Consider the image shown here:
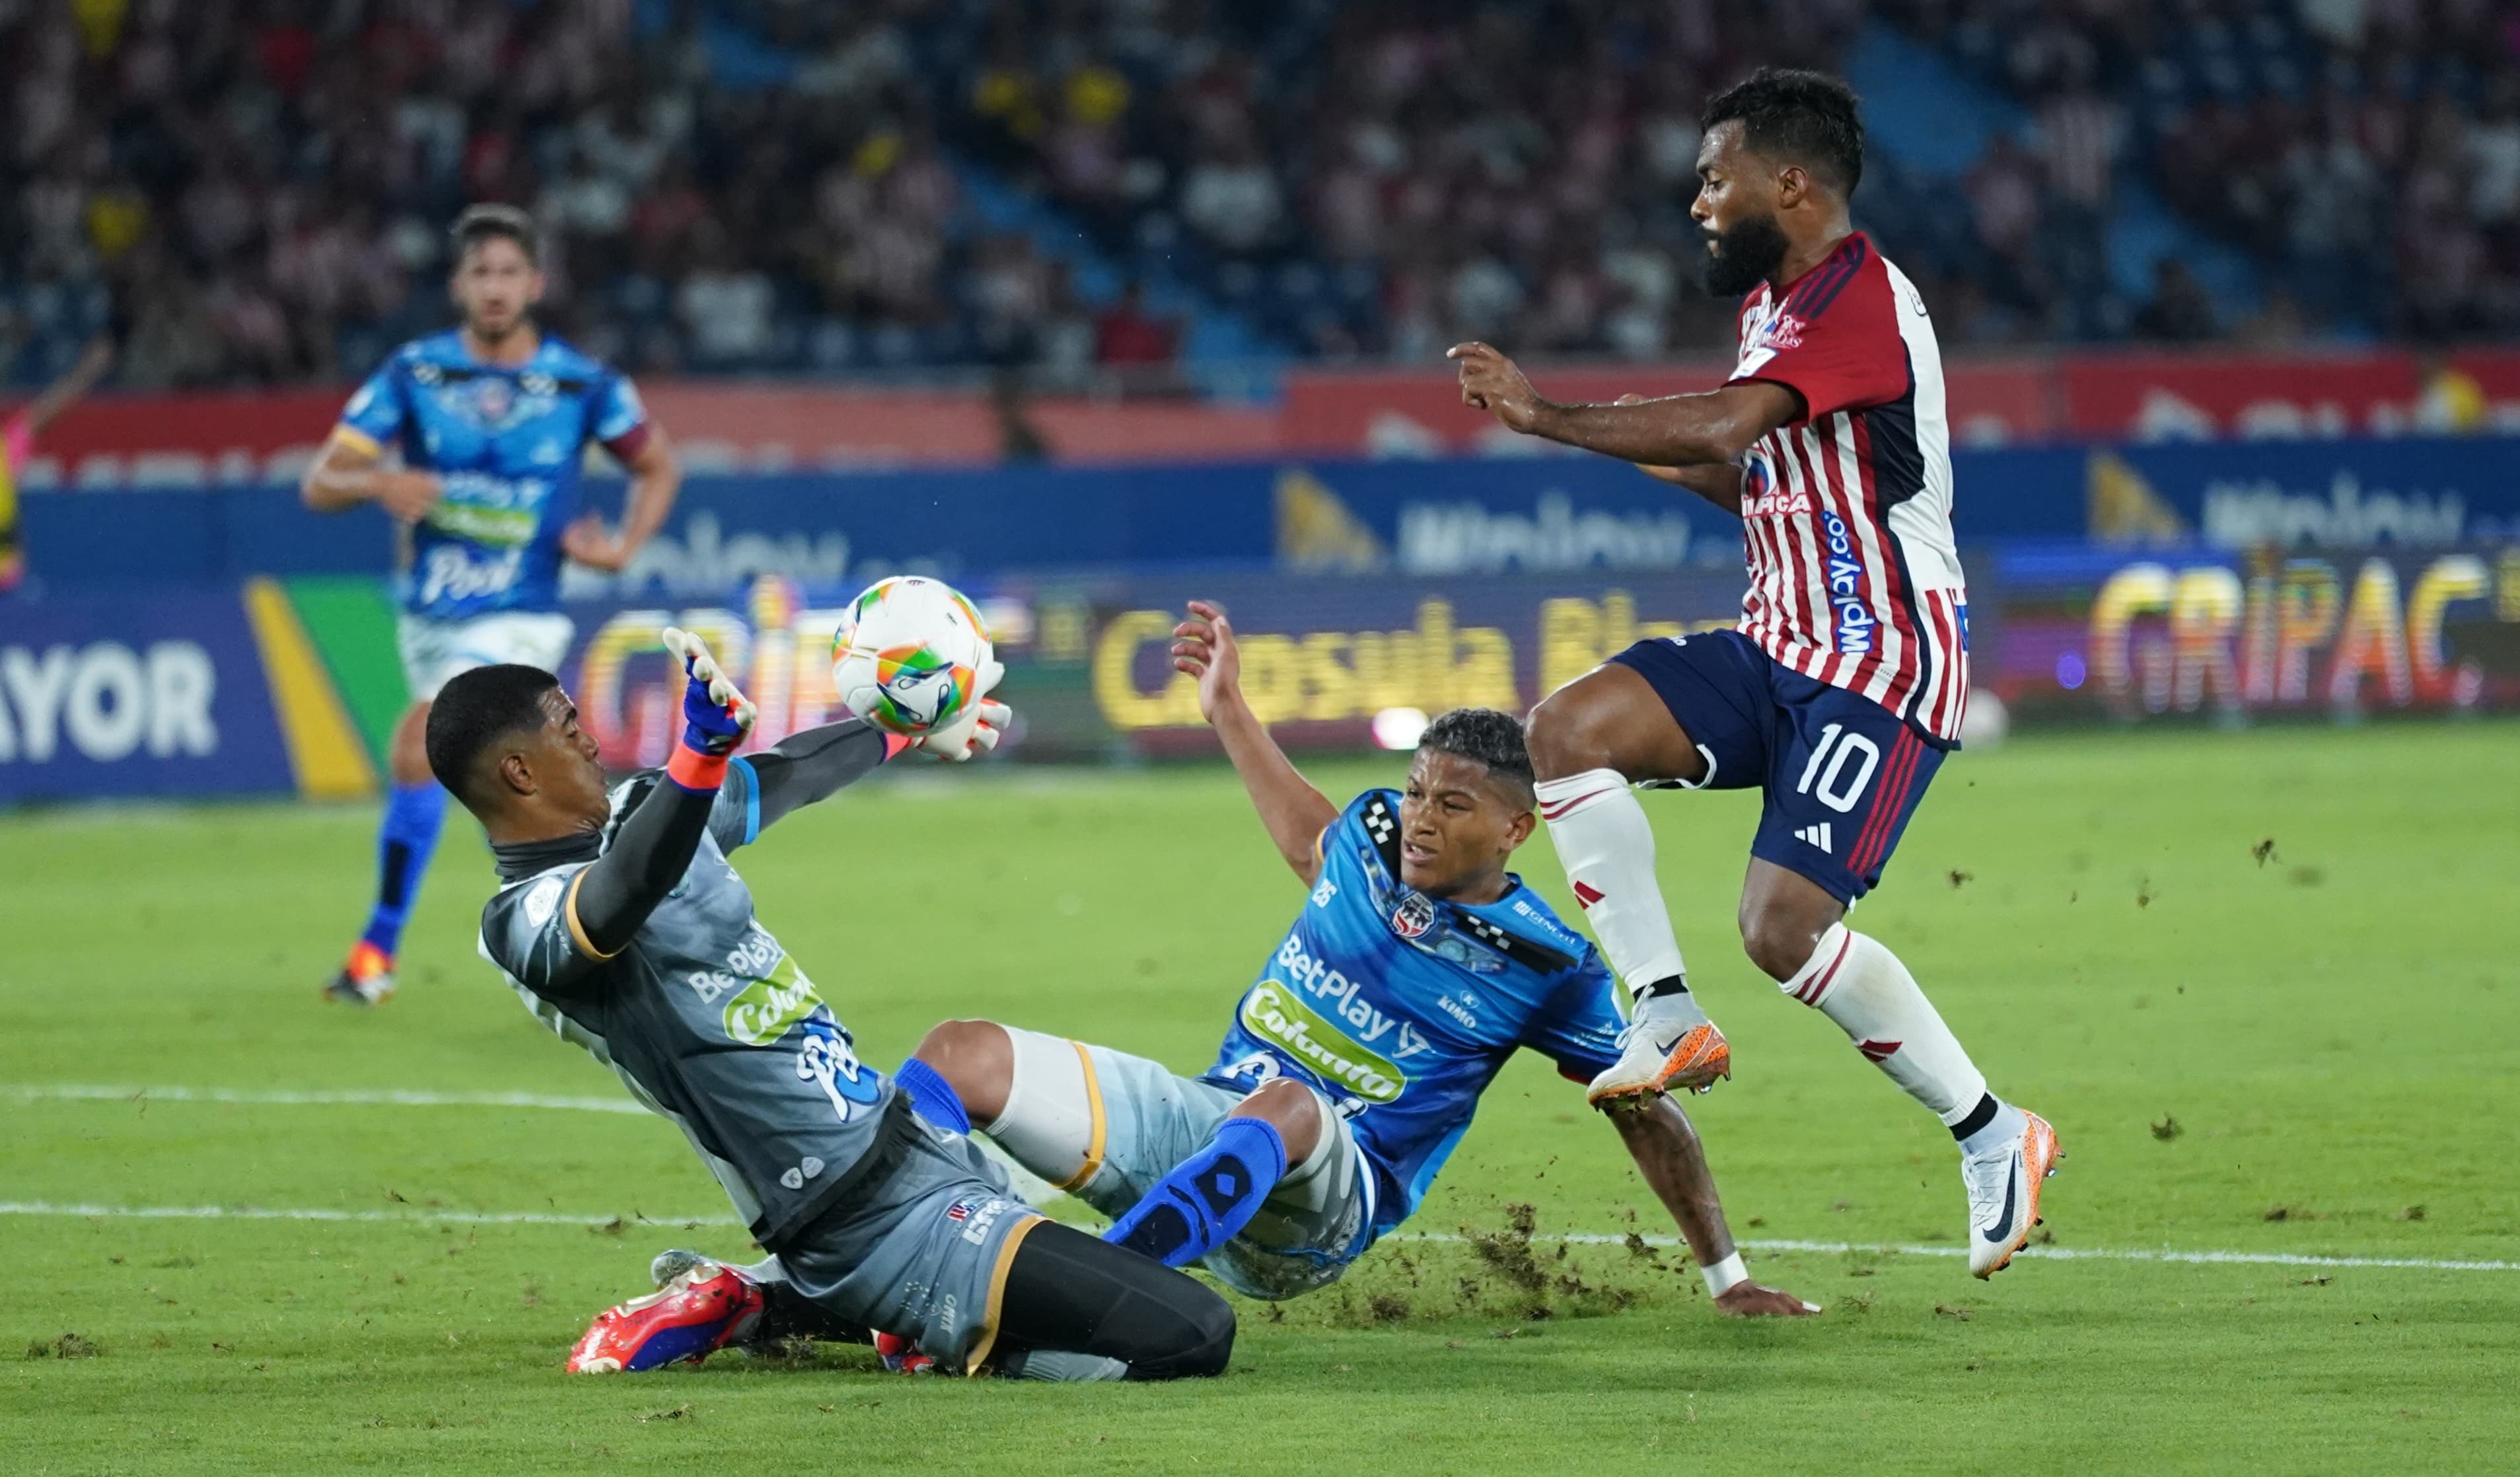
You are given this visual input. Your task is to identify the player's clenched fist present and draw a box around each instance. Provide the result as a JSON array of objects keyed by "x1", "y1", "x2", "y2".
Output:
[
  {"x1": 1448, "y1": 341, "x2": 1552, "y2": 435},
  {"x1": 1169, "y1": 599, "x2": 1242, "y2": 723}
]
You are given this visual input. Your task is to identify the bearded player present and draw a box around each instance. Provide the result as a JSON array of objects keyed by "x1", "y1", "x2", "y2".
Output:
[
  {"x1": 304, "y1": 204, "x2": 681, "y2": 1007},
  {"x1": 1450, "y1": 69, "x2": 2059, "y2": 1278},
  {"x1": 866, "y1": 602, "x2": 1813, "y2": 1330}
]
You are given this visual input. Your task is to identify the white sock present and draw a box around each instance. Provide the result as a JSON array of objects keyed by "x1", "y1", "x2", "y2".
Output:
[
  {"x1": 1533, "y1": 770, "x2": 1702, "y2": 1021},
  {"x1": 1782, "y1": 923, "x2": 1993, "y2": 1128}
]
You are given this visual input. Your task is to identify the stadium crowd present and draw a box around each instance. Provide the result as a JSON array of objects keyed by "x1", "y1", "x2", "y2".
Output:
[{"x1": 1, "y1": 0, "x2": 2514, "y2": 389}]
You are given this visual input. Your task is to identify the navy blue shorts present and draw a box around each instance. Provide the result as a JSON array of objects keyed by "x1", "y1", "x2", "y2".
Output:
[{"x1": 1609, "y1": 630, "x2": 1945, "y2": 904}]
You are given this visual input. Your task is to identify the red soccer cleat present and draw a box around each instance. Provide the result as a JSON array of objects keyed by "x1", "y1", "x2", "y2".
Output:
[
  {"x1": 565, "y1": 1260, "x2": 764, "y2": 1373},
  {"x1": 874, "y1": 1331, "x2": 940, "y2": 1375}
]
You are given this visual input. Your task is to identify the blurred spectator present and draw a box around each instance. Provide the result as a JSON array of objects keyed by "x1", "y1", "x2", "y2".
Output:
[
  {"x1": 1094, "y1": 281, "x2": 1178, "y2": 369},
  {"x1": 0, "y1": 336, "x2": 112, "y2": 591},
  {"x1": 2133, "y1": 260, "x2": 2217, "y2": 343},
  {"x1": 1178, "y1": 137, "x2": 1285, "y2": 256},
  {"x1": 3, "y1": 0, "x2": 2515, "y2": 390}
]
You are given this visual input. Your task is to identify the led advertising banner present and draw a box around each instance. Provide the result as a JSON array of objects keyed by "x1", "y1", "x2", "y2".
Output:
[
  {"x1": 1980, "y1": 545, "x2": 2520, "y2": 723},
  {"x1": 550, "y1": 571, "x2": 1757, "y2": 766},
  {"x1": 0, "y1": 589, "x2": 293, "y2": 801}
]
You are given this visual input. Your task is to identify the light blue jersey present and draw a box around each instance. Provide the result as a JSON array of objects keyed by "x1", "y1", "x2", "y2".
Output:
[
  {"x1": 335, "y1": 331, "x2": 650, "y2": 621},
  {"x1": 1205, "y1": 789, "x2": 1626, "y2": 1244}
]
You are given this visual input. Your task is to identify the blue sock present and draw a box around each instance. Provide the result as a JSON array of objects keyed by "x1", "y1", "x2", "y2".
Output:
[
  {"x1": 1104, "y1": 1116, "x2": 1287, "y2": 1268},
  {"x1": 894, "y1": 1057, "x2": 971, "y2": 1135},
  {"x1": 359, "y1": 782, "x2": 447, "y2": 958}
]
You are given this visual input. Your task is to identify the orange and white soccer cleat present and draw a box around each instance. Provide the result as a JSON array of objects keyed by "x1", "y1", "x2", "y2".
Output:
[
  {"x1": 1586, "y1": 997, "x2": 1733, "y2": 1106},
  {"x1": 565, "y1": 1260, "x2": 765, "y2": 1373},
  {"x1": 1965, "y1": 1109, "x2": 2062, "y2": 1278},
  {"x1": 322, "y1": 941, "x2": 396, "y2": 1007}
]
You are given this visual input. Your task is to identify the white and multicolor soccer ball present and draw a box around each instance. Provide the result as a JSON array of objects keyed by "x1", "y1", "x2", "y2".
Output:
[{"x1": 830, "y1": 576, "x2": 993, "y2": 736}]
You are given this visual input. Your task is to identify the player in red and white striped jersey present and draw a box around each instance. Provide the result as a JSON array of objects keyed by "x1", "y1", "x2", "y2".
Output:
[{"x1": 1452, "y1": 68, "x2": 2057, "y2": 1280}]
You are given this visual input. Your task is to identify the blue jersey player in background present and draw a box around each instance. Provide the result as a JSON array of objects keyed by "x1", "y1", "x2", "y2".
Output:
[
  {"x1": 892, "y1": 601, "x2": 1815, "y2": 1330},
  {"x1": 301, "y1": 205, "x2": 681, "y2": 1006}
]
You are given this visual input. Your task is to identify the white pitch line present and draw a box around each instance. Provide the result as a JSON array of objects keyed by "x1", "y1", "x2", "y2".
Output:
[
  {"x1": 0, "y1": 1202, "x2": 739, "y2": 1229},
  {"x1": 1397, "y1": 1232, "x2": 2520, "y2": 1274},
  {"x1": 5, "y1": 1083, "x2": 647, "y2": 1114},
  {"x1": 0, "y1": 1200, "x2": 2509, "y2": 1274}
]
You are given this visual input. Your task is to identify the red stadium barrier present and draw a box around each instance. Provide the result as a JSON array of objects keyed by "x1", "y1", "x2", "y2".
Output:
[{"x1": 11, "y1": 349, "x2": 2520, "y2": 487}]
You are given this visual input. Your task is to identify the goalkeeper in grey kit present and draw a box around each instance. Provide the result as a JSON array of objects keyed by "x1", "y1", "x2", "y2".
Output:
[{"x1": 432, "y1": 630, "x2": 1235, "y2": 1379}]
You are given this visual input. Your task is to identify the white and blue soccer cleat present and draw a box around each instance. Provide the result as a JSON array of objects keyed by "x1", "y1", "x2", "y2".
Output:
[{"x1": 1964, "y1": 1109, "x2": 2062, "y2": 1278}]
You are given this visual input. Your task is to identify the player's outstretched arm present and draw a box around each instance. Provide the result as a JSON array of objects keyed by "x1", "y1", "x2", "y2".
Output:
[
  {"x1": 1449, "y1": 343, "x2": 1794, "y2": 510},
  {"x1": 1171, "y1": 600, "x2": 1337, "y2": 884},
  {"x1": 1603, "y1": 1095, "x2": 1820, "y2": 1317},
  {"x1": 569, "y1": 629, "x2": 756, "y2": 955},
  {"x1": 1614, "y1": 394, "x2": 1746, "y2": 512},
  {"x1": 740, "y1": 719, "x2": 893, "y2": 834}
]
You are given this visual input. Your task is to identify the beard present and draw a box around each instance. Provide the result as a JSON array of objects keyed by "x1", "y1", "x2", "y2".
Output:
[{"x1": 1702, "y1": 212, "x2": 1790, "y2": 298}]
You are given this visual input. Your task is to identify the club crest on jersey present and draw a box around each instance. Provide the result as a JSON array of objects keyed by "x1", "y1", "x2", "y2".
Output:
[
  {"x1": 1820, "y1": 509, "x2": 1878, "y2": 655},
  {"x1": 1758, "y1": 311, "x2": 1806, "y2": 351},
  {"x1": 1390, "y1": 892, "x2": 1436, "y2": 938},
  {"x1": 473, "y1": 377, "x2": 515, "y2": 426}
]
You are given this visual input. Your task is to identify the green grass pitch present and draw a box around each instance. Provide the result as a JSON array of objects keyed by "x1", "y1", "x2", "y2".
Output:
[{"x1": 4, "y1": 723, "x2": 2517, "y2": 1473}]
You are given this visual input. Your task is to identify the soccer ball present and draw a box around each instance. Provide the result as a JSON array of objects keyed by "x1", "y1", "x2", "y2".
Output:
[{"x1": 830, "y1": 576, "x2": 992, "y2": 735}]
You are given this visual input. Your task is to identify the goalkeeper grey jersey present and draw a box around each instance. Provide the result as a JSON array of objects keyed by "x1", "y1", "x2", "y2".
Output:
[{"x1": 478, "y1": 770, "x2": 914, "y2": 1249}]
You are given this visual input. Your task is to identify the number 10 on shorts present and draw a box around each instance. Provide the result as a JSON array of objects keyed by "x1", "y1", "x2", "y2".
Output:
[{"x1": 1795, "y1": 723, "x2": 1881, "y2": 814}]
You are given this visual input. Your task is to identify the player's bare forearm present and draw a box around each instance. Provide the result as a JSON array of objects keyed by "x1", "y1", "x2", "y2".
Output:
[
  {"x1": 1636, "y1": 461, "x2": 1745, "y2": 514},
  {"x1": 1529, "y1": 385, "x2": 1793, "y2": 468},
  {"x1": 1450, "y1": 342, "x2": 1796, "y2": 469},
  {"x1": 1172, "y1": 599, "x2": 1336, "y2": 883},
  {"x1": 1211, "y1": 688, "x2": 1338, "y2": 885},
  {"x1": 25, "y1": 337, "x2": 112, "y2": 431},
  {"x1": 300, "y1": 439, "x2": 379, "y2": 512},
  {"x1": 1604, "y1": 1094, "x2": 1733, "y2": 1269},
  {"x1": 744, "y1": 718, "x2": 891, "y2": 832},
  {"x1": 616, "y1": 431, "x2": 681, "y2": 554}
]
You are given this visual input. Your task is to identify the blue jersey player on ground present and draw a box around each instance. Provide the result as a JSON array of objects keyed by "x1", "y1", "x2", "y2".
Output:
[
  {"x1": 302, "y1": 204, "x2": 682, "y2": 1007},
  {"x1": 892, "y1": 602, "x2": 1815, "y2": 1334}
]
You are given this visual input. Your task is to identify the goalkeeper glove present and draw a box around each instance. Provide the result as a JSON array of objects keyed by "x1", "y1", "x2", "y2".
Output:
[
  {"x1": 908, "y1": 658, "x2": 1010, "y2": 762},
  {"x1": 661, "y1": 626, "x2": 757, "y2": 789}
]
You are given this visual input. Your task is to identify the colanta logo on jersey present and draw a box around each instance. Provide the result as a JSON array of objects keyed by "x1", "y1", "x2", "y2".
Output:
[
  {"x1": 721, "y1": 953, "x2": 827, "y2": 1046},
  {"x1": 1820, "y1": 509, "x2": 1878, "y2": 655},
  {"x1": 1239, "y1": 981, "x2": 1406, "y2": 1103}
]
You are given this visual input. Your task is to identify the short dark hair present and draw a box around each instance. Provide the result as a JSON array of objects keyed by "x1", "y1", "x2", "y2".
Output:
[
  {"x1": 1703, "y1": 67, "x2": 1865, "y2": 194},
  {"x1": 425, "y1": 663, "x2": 560, "y2": 804},
  {"x1": 449, "y1": 202, "x2": 541, "y2": 267},
  {"x1": 1418, "y1": 707, "x2": 1536, "y2": 805}
]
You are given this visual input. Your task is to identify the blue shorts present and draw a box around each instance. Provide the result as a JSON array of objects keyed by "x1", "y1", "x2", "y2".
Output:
[{"x1": 1610, "y1": 630, "x2": 1945, "y2": 904}]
